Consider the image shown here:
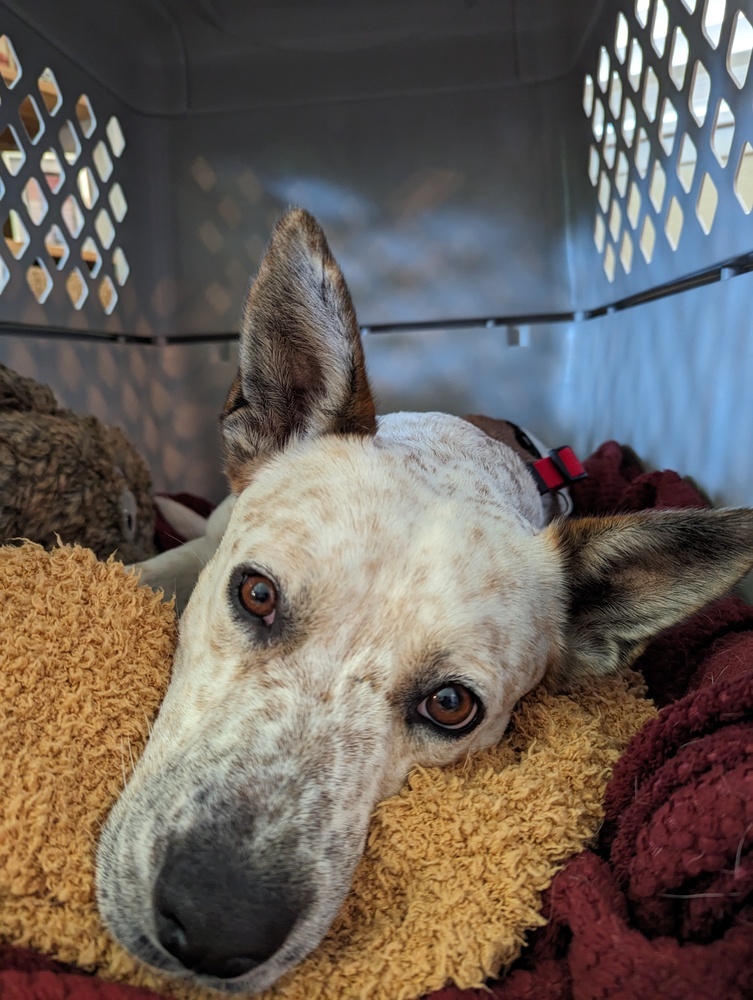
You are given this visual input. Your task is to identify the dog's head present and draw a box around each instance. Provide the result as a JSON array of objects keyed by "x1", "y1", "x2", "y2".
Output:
[{"x1": 97, "y1": 209, "x2": 753, "y2": 995}]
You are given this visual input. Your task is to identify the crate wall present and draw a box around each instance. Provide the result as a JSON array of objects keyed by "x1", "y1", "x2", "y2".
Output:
[{"x1": 0, "y1": 0, "x2": 751, "y2": 564}]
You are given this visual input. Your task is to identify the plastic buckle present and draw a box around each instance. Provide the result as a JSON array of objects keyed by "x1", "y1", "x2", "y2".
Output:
[{"x1": 528, "y1": 447, "x2": 587, "y2": 495}]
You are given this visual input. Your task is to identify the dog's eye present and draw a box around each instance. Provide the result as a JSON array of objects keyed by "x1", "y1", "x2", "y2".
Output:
[
  {"x1": 239, "y1": 574, "x2": 277, "y2": 625},
  {"x1": 416, "y1": 683, "x2": 478, "y2": 731}
]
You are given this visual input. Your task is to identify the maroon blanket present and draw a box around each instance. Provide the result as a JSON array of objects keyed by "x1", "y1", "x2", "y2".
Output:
[
  {"x1": 434, "y1": 441, "x2": 753, "y2": 1000},
  {"x1": 3, "y1": 442, "x2": 752, "y2": 999}
]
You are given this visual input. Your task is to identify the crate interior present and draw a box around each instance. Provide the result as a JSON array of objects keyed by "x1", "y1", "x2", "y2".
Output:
[{"x1": 0, "y1": 0, "x2": 751, "y2": 573}]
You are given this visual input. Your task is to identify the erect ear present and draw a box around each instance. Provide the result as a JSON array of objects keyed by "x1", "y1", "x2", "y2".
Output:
[
  {"x1": 545, "y1": 508, "x2": 753, "y2": 685},
  {"x1": 221, "y1": 208, "x2": 377, "y2": 493}
]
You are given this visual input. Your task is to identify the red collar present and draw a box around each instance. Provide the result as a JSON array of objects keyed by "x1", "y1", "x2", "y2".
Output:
[{"x1": 528, "y1": 446, "x2": 587, "y2": 495}]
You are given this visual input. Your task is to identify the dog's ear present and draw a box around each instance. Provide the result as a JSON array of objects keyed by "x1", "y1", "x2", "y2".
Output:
[
  {"x1": 546, "y1": 508, "x2": 753, "y2": 685},
  {"x1": 221, "y1": 208, "x2": 376, "y2": 492}
]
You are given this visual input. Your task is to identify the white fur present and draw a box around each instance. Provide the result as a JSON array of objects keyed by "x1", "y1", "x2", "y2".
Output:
[{"x1": 98, "y1": 412, "x2": 566, "y2": 994}]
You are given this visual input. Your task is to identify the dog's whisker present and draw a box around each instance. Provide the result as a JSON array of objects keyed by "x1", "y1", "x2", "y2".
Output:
[
  {"x1": 119, "y1": 740, "x2": 127, "y2": 790},
  {"x1": 127, "y1": 735, "x2": 136, "y2": 776}
]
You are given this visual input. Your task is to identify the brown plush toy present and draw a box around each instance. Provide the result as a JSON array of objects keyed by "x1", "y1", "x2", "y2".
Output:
[
  {"x1": 0, "y1": 540, "x2": 655, "y2": 1000},
  {"x1": 0, "y1": 362, "x2": 155, "y2": 563}
]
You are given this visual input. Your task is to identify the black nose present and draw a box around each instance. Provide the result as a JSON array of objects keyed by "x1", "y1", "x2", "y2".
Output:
[{"x1": 154, "y1": 832, "x2": 301, "y2": 980}]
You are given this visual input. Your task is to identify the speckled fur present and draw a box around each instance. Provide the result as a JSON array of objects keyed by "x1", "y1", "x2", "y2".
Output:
[{"x1": 97, "y1": 210, "x2": 753, "y2": 997}]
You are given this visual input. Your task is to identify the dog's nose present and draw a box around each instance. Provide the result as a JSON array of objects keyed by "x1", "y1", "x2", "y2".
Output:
[{"x1": 154, "y1": 835, "x2": 300, "y2": 979}]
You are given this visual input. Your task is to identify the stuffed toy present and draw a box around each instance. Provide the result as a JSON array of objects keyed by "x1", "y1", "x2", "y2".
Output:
[
  {"x1": 0, "y1": 537, "x2": 654, "y2": 1000},
  {"x1": 0, "y1": 362, "x2": 155, "y2": 563}
]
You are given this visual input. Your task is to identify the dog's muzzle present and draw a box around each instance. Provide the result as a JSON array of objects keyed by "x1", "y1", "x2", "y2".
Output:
[{"x1": 152, "y1": 826, "x2": 309, "y2": 981}]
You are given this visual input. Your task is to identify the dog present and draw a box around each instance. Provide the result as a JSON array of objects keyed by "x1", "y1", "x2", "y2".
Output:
[{"x1": 96, "y1": 208, "x2": 753, "y2": 995}]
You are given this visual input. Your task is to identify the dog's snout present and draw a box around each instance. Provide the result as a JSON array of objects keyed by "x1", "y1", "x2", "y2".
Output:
[{"x1": 153, "y1": 834, "x2": 301, "y2": 980}]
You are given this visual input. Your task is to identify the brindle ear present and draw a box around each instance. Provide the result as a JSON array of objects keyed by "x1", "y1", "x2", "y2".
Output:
[
  {"x1": 546, "y1": 508, "x2": 753, "y2": 685},
  {"x1": 221, "y1": 208, "x2": 377, "y2": 492}
]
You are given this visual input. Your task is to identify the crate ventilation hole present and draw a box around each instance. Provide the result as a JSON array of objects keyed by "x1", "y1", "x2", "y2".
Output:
[
  {"x1": 0, "y1": 34, "x2": 129, "y2": 313},
  {"x1": 583, "y1": 0, "x2": 753, "y2": 282}
]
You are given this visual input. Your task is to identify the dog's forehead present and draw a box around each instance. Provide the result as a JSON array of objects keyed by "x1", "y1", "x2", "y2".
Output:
[
  {"x1": 228, "y1": 411, "x2": 545, "y2": 546},
  {"x1": 197, "y1": 412, "x2": 557, "y2": 656}
]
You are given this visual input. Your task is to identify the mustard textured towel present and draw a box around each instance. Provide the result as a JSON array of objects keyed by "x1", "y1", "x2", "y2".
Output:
[{"x1": 0, "y1": 542, "x2": 656, "y2": 1000}]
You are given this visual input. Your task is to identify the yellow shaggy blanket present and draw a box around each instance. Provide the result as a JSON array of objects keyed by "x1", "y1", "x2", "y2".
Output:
[{"x1": 0, "y1": 542, "x2": 656, "y2": 1000}]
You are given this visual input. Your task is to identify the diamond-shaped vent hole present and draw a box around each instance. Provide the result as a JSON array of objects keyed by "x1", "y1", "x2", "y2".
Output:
[
  {"x1": 689, "y1": 61, "x2": 711, "y2": 127},
  {"x1": 703, "y1": 0, "x2": 726, "y2": 48},
  {"x1": 649, "y1": 161, "x2": 667, "y2": 212},
  {"x1": 615, "y1": 12, "x2": 629, "y2": 63},
  {"x1": 4, "y1": 209, "x2": 29, "y2": 259},
  {"x1": 40, "y1": 148, "x2": 64, "y2": 192},
  {"x1": 77, "y1": 166, "x2": 99, "y2": 209},
  {"x1": 0, "y1": 258, "x2": 9, "y2": 295},
  {"x1": 109, "y1": 183, "x2": 128, "y2": 223},
  {"x1": 598, "y1": 172, "x2": 611, "y2": 212},
  {"x1": 44, "y1": 223, "x2": 69, "y2": 270},
  {"x1": 711, "y1": 98, "x2": 735, "y2": 167},
  {"x1": 677, "y1": 133, "x2": 697, "y2": 193},
  {"x1": 19, "y1": 95, "x2": 44, "y2": 145},
  {"x1": 640, "y1": 215, "x2": 656, "y2": 262},
  {"x1": 659, "y1": 98, "x2": 678, "y2": 155},
  {"x1": 59, "y1": 120, "x2": 81, "y2": 165},
  {"x1": 609, "y1": 72, "x2": 623, "y2": 119},
  {"x1": 61, "y1": 194, "x2": 84, "y2": 238},
  {"x1": 636, "y1": 0, "x2": 650, "y2": 29},
  {"x1": 728, "y1": 10, "x2": 753, "y2": 88},
  {"x1": 0, "y1": 36, "x2": 22, "y2": 89},
  {"x1": 113, "y1": 247, "x2": 129, "y2": 286},
  {"x1": 665, "y1": 196, "x2": 684, "y2": 250},
  {"x1": 38, "y1": 68, "x2": 62, "y2": 115},
  {"x1": 21, "y1": 177, "x2": 48, "y2": 225},
  {"x1": 597, "y1": 47, "x2": 610, "y2": 91},
  {"x1": 106, "y1": 116, "x2": 125, "y2": 157},
  {"x1": 65, "y1": 267, "x2": 87, "y2": 309},
  {"x1": 604, "y1": 124, "x2": 617, "y2": 168},
  {"x1": 98, "y1": 275, "x2": 117, "y2": 314},
  {"x1": 734, "y1": 141, "x2": 753, "y2": 212},
  {"x1": 627, "y1": 182, "x2": 642, "y2": 228},
  {"x1": 669, "y1": 27, "x2": 690, "y2": 90},
  {"x1": 0, "y1": 125, "x2": 25, "y2": 176},
  {"x1": 26, "y1": 258, "x2": 52, "y2": 303},
  {"x1": 635, "y1": 127, "x2": 651, "y2": 177},
  {"x1": 93, "y1": 140, "x2": 113, "y2": 182},
  {"x1": 652, "y1": 0, "x2": 669, "y2": 57},
  {"x1": 622, "y1": 98, "x2": 636, "y2": 147},
  {"x1": 609, "y1": 200, "x2": 622, "y2": 242},
  {"x1": 95, "y1": 208, "x2": 115, "y2": 249},
  {"x1": 75, "y1": 94, "x2": 96, "y2": 138},
  {"x1": 628, "y1": 39, "x2": 644, "y2": 91},
  {"x1": 681, "y1": 0, "x2": 697, "y2": 10},
  {"x1": 588, "y1": 146, "x2": 600, "y2": 186},
  {"x1": 616, "y1": 151, "x2": 629, "y2": 197},
  {"x1": 594, "y1": 214, "x2": 606, "y2": 253},
  {"x1": 603, "y1": 244, "x2": 616, "y2": 282},
  {"x1": 620, "y1": 231, "x2": 634, "y2": 273},
  {"x1": 583, "y1": 74, "x2": 595, "y2": 116},
  {"x1": 81, "y1": 236, "x2": 102, "y2": 276},
  {"x1": 643, "y1": 66, "x2": 659, "y2": 122},
  {"x1": 592, "y1": 98, "x2": 605, "y2": 141},
  {"x1": 696, "y1": 172, "x2": 718, "y2": 232}
]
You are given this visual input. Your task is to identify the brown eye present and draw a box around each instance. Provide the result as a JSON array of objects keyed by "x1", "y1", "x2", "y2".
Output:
[
  {"x1": 416, "y1": 683, "x2": 479, "y2": 731},
  {"x1": 239, "y1": 574, "x2": 277, "y2": 624}
]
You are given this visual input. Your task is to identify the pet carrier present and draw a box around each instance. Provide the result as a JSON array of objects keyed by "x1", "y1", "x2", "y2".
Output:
[{"x1": 1, "y1": 0, "x2": 751, "y2": 522}]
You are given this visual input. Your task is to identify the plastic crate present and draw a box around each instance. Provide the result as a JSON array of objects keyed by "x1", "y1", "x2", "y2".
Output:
[{"x1": 0, "y1": 0, "x2": 751, "y2": 543}]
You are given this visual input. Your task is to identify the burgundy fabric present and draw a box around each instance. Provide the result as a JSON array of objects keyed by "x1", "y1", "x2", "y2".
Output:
[
  {"x1": 153, "y1": 492, "x2": 215, "y2": 552},
  {"x1": 0, "y1": 945, "x2": 170, "y2": 999},
  {"x1": 433, "y1": 441, "x2": 753, "y2": 1000},
  {"x1": 3, "y1": 442, "x2": 751, "y2": 999}
]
